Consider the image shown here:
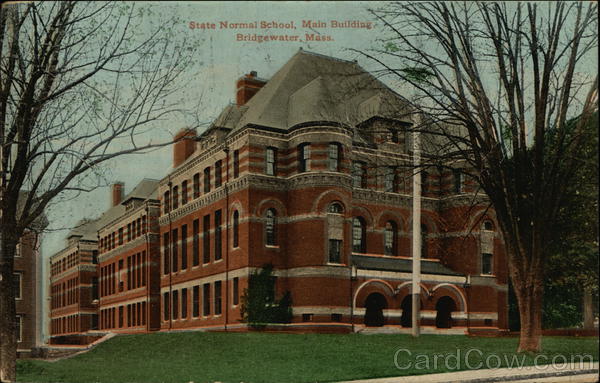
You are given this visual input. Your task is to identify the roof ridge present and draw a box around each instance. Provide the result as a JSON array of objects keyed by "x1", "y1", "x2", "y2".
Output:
[{"x1": 296, "y1": 48, "x2": 358, "y2": 65}]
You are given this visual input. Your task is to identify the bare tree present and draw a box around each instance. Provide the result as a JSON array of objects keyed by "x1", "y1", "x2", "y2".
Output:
[
  {"x1": 0, "y1": 1, "x2": 201, "y2": 381},
  {"x1": 354, "y1": 2, "x2": 598, "y2": 352}
]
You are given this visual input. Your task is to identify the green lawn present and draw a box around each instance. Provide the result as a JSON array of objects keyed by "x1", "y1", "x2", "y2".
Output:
[{"x1": 17, "y1": 332, "x2": 599, "y2": 383}]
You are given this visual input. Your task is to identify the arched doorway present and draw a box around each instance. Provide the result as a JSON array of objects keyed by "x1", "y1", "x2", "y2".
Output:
[
  {"x1": 400, "y1": 295, "x2": 422, "y2": 327},
  {"x1": 435, "y1": 296, "x2": 457, "y2": 328},
  {"x1": 364, "y1": 293, "x2": 387, "y2": 327}
]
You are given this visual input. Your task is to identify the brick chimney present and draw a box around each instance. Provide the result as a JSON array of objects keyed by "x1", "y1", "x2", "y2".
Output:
[
  {"x1": 112, "y1": 182, "x2": 124, "y2": 207},
  {"x1": 236, "y1": 71, "x2": 266, "y2": 106},
  {"x1": 173, "y1": 128, "x2": 197, "y2": 168}
]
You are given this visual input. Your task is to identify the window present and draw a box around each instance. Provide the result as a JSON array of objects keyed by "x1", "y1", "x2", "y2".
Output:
[
  {"x1": 215, "y1": 210, "x2": 222, "y2": 261},
  {"x1": 331, "y1": 313, "x2": 342, "y2": 322},
  {"x1": 233, "y1": 149, "x2": 240, "y2": 178},
  {"x1": 203, "y1": 214, "x2": 210, "y2": 263},
  {"x1": 328, "y1": 239, "x2": 342, "y2": 263},
  {"x1": 13, "y1": 272, "x2": 22, "y2": 300},
  {"x1": 163, "y1": 232, "x2": 170, "y2": 274},
  {"x1": 127, "y1": 224, "x2": 132, "y2": 241},
  {"x1": 214, "y1": 281, "x2": 222, "y2": 315},
  {"x1": 172, "y1": 185, "x2": 179, "y2": 210},
  {"x1": 92, "y1": 277, "x2": 98, "y2": 300},
  {"x1": 16, "y1": 316, "x2": 22, "y2": 343},
  {"x1": 453, "y1": 169, "x2": 463, "y2": 194},
  {"x1": 119, "y1": 306, "x2": 124, "y2": 328},
  {"x1": 203, "y1": 167, "x2": 211, "y2": 193},
  {"x1": 15, "y1": 244, "x2": 21, "y2": 257},
  {"x1": 193, "y1": 173, "x2": 200, "y2": 198},
  {"x1": 421, "y1": 171, "x2": 429, "y2": 193},
  {"x1": 215, "y1": 160, "x2": 223, "y2": 187},
  {"x1": 192, "y1": 219, "x2": 199, "y2": 266},
  {"x1": 328, "y1": 143, "x2": 341, "y2": 171},
  {"x1": 203, "y1": 283, "x2": 211, "y2": 316},
  {"x1": 384, "y1": 167, "x2": 397, "y2": 193},
  {"x1": 182, "y1": 180, "x2": 188, "y2": 204},
  {"x1": 328, "y1": 202, "x2": 344, "y2": 214},
  {"x1": 163, "y1": 191, "x2": 170, "y2": 214},
  {"x1": 172, "y1": 228, "x2": 178, "y2": 272},
  {"x1": 118, "y1": 228, "x2": 124, "y2": 245},
  {"x1": 233, "y1": 277, "x2": 239, "y2": 306},
  {"x1": 193, "y1": 285, "x2": 200, "y2": 317},
  {"x1": 163, "y1": 292, "x2": 170, "y2": 321},
  {"x1": 233, "y1": 210, "x2": 239, "y2": 248},
  {"x1": 352, "y1": 217, "x2": 366, "y2": 253},
  {"x1": 266, "y1": 147, "x2": 277, "y2": 176},
  {"x1": 172, "y1": 290, "x2": 179, "y2": 320},
  {"x1": 265, "y1": 208, "x2": 277, "y2": 246},
  {"x1": 302, "y1": 313, "x2": 313, "y2": 322},
  {"x1": 298, "y1": 143, "x2": 310, "y2": 172},
  {"x1": 384, "y1": 221, "x2": 398, "y2": 256},
  {"x1": 483, "y1": 220, "x2": 493, "y2": 231},
  {"x1": 482, "y1": 253, "x2": 493, "y2": 275},
  {"x1": 181, "y1": 288, "x2": 188, "y2": 319},
  {"x1": 352, "y1": 162, "x2": 366, "y2": 188},
  {"x1": 390, "y1": 128, "x2": 400, "y2": 143},
  {"x1": 421, "y1": 224, "x2": 428, "y2": 258},
  {"x1": 181, "y1": 225, "x2": 188, "y2": 270}
]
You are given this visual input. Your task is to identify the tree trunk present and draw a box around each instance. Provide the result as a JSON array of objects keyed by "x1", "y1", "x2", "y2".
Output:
[
  {"x1": 583, "y1": 288, "x2": 594, "y2": 330},
  {"x1": 0, "y1": 232, "x2": 18, "y2": 383},
  {"x1": 513, "y1": 275, "x2": 544, "y2": 353}
]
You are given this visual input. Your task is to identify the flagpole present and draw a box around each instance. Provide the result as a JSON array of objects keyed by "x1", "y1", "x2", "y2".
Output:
[{"x1": 411, "y1": 113, "x2": 421, "y2": 337}]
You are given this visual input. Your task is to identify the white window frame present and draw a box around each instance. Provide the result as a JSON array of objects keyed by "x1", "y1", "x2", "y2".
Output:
[{"x1": 14, "y1": 272, "x2": 22, "y2": 300}]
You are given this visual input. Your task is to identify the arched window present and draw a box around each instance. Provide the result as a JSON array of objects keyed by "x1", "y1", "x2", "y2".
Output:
[
  {"x1": 232, "y1": 211, "x2": 239, "y2": 248},
  {"x1": 265, "y1": 209, "x2": 277, "y2": 246},
  {"x1": 352, "y1": 217, "x2": 366, "y2": 253},
  {"x1": 483, "y1": 220, "x2": 493, "y2": 231},
  {"x1": 384, "y1": 221, "x2": 398, "y2": 256},
  {"x1": 421, "y1": 224, "x2": 428, "y2": 258},
  {"x1": 328, "y1": 202, "x2": 344, "y2": 214}
]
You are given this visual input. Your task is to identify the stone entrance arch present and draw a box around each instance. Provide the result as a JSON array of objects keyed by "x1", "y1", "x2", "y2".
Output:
[
  {"x1": 435, "y1": 296, "x2": 457, "y2": 328},
  {"x1": 364, "y1": 293, "x2": 387, "y2": 327}
]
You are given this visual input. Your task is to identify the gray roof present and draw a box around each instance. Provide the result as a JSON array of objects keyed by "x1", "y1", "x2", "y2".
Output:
[
  {"x1": 214, "y1": 50, "x2": 413, "y2": 132},
  {"x1": 352, "y1": 254, "x2": 463, "y2": 276},
  {"x1": 67, "y1": 178, "x2": 159, "y2": 240},
  {"x1": 66, "y1": 218, "x2": 103, "y2": 242}
]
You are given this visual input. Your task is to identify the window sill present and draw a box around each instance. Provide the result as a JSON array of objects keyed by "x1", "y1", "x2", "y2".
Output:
[
  {"x1": 265, "y1": 245, "x2": 279, "y2": 249},
  {"x1": 479, "y1": 273, "x2": 495, "y2": 277},
  {"x1": 326, "y1": 262, "x2": 346, "y2": 267}
]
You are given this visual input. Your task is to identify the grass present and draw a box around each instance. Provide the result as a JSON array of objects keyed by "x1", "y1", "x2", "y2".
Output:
[{"x1": 17, "y1": 332, "x2": 599, "y2": 383}]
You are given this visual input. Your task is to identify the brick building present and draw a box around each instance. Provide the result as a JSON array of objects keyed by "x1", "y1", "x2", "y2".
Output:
[
  {"x1": 15, "y1": 230, "x2": 45, "y2": 356},
  {"x1": 47, "y1": 50, "x2": 508, "y2": 338},
  {"x1": 156, "y1": 50, "x2": 508, "y2": 334},
  {"x1": 49, "y1": 218, "x2": 100, "y2": 342},
  {"x1": 96, "y1": 180, "x2": 161, "y2": 333}
]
